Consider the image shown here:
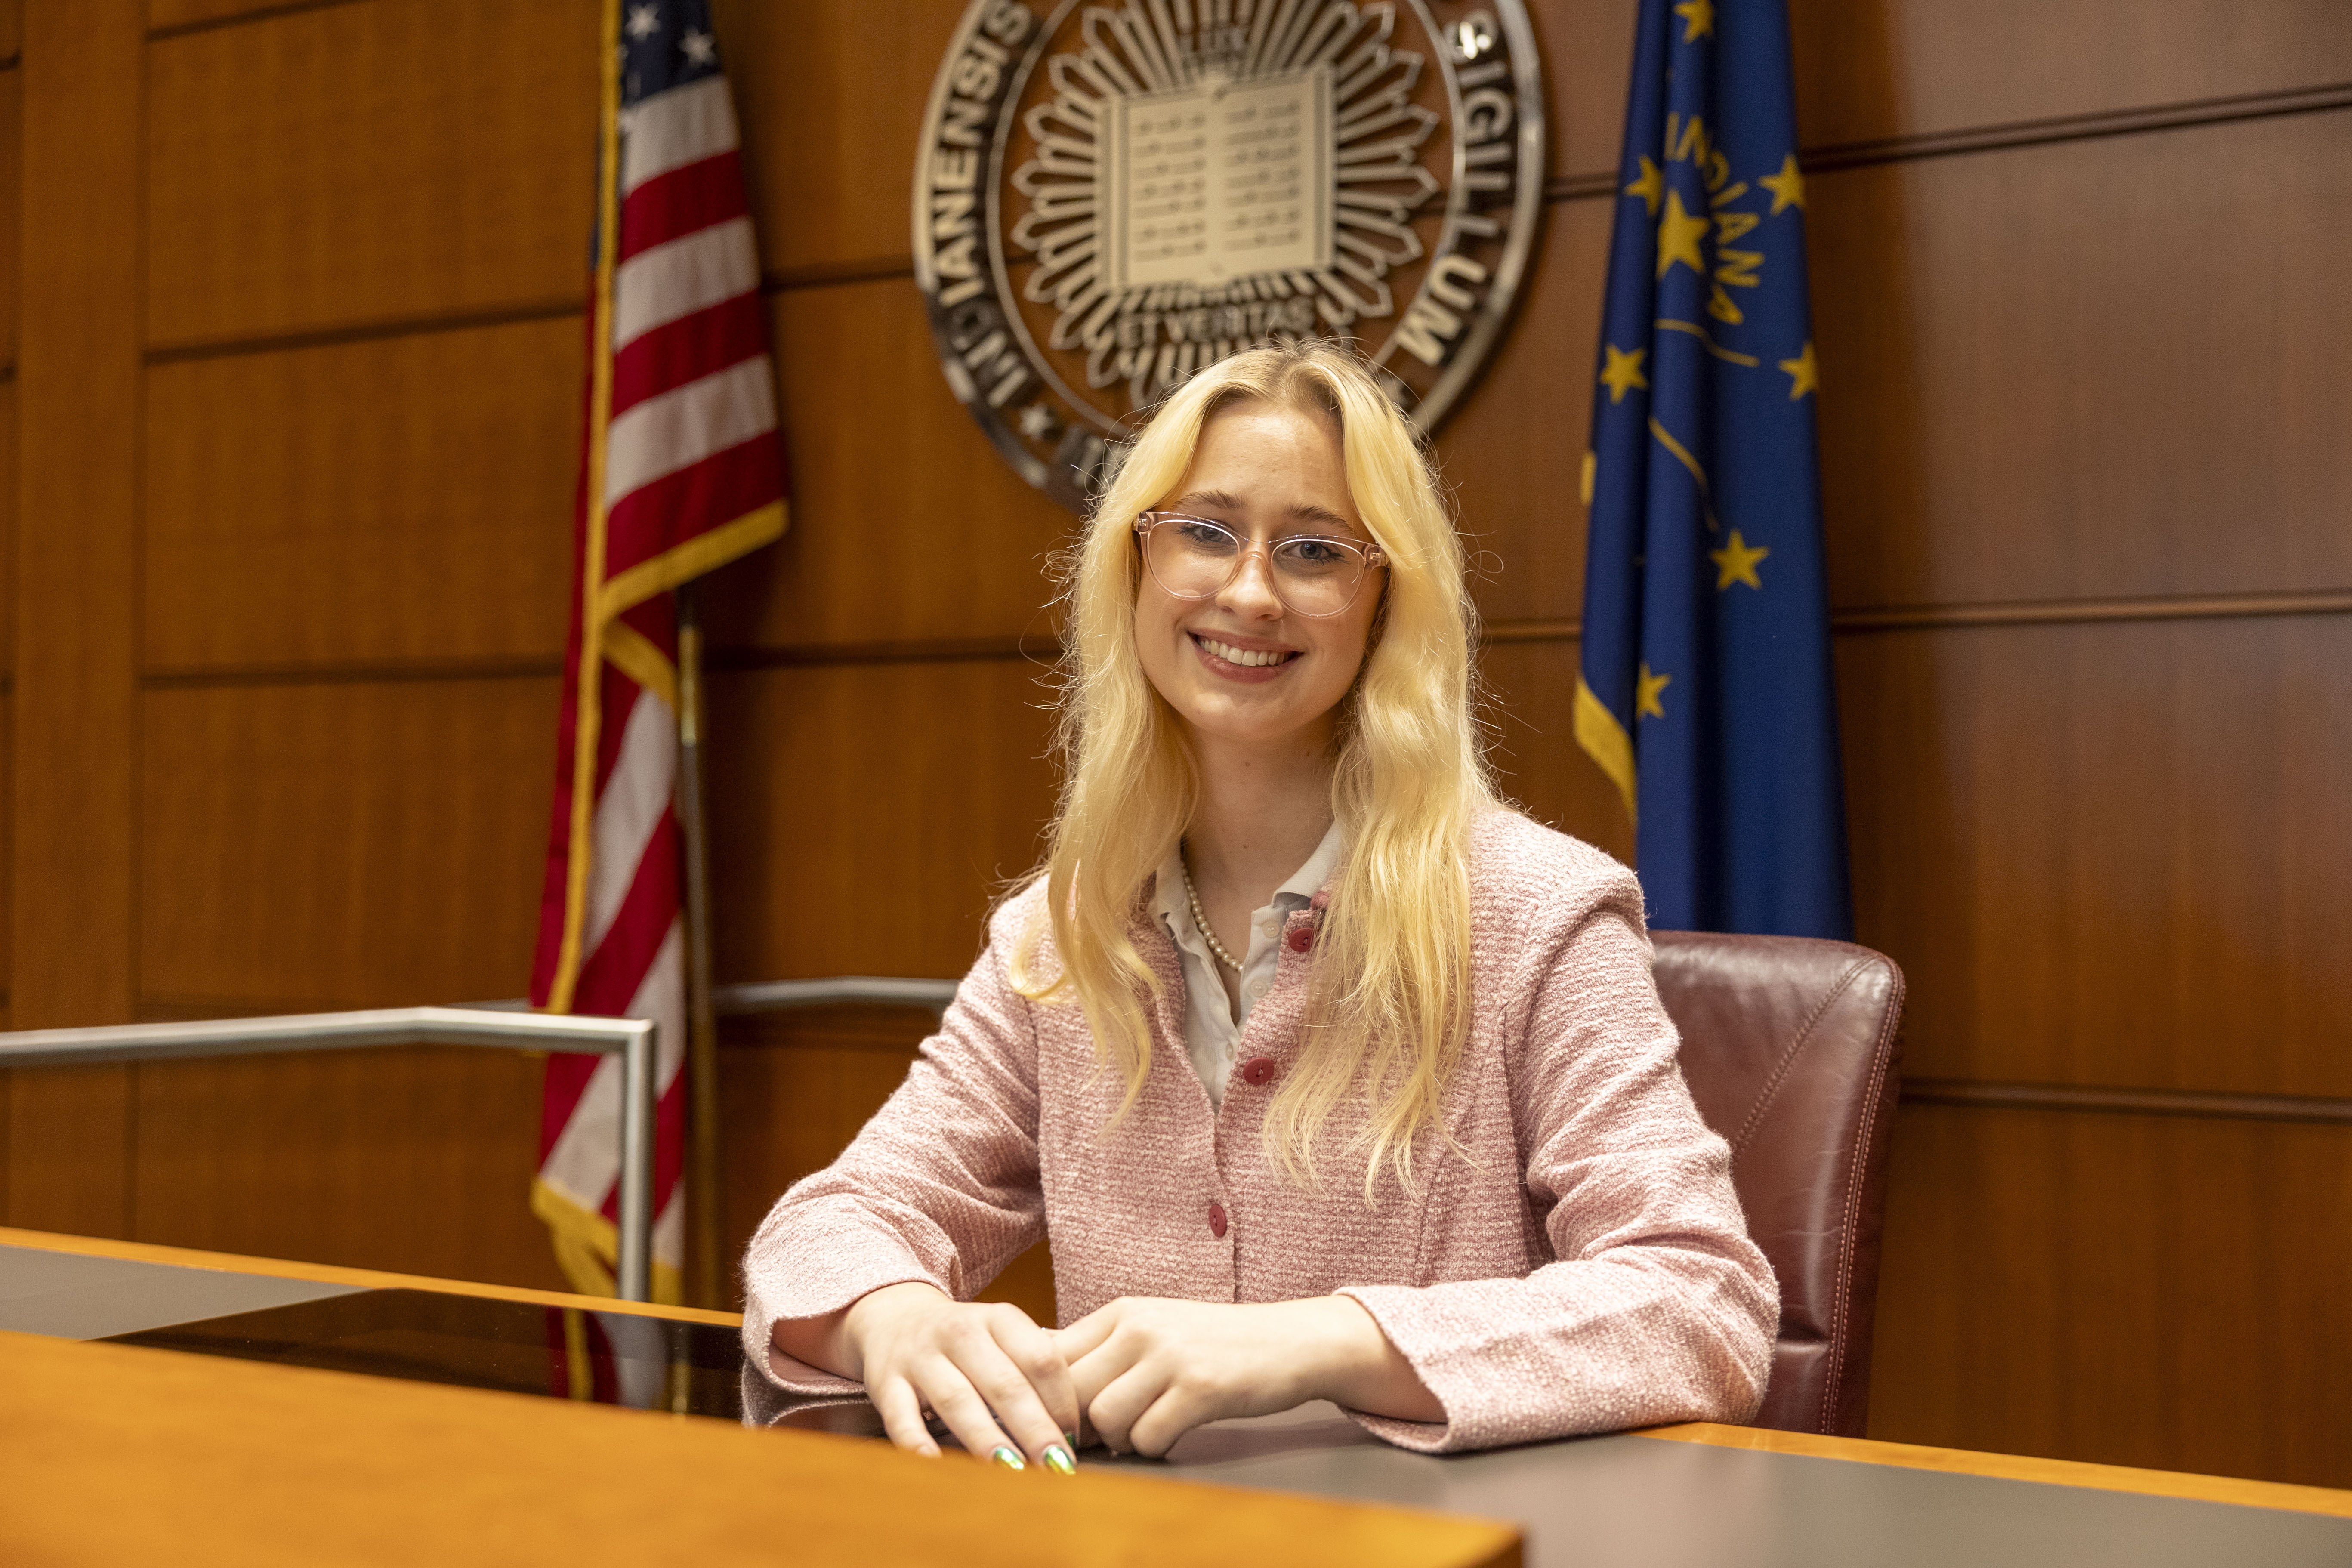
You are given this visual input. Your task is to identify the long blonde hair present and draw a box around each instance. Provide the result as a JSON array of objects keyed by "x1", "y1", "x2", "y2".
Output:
[{"x1": 1014, "y1": 341, "x2": 1494, "y2": 1196}]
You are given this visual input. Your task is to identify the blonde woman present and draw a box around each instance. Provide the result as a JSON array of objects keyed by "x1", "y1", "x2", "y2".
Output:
[{"x1": 744, "y1": 341, "x2": 1775, "y2": 1472}]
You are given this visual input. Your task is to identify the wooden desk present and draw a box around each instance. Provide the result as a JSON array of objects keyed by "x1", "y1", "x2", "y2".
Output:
[
  {"x1": 7, "y1": 1228, "x2": 2351, "y2": 1568},
  {"x1": 0, "y1": 1232, "x2": 1516, "y2": 1568}
]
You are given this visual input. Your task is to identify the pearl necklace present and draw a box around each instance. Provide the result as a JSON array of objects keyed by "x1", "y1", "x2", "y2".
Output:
[{"x1": 1180, "y1": 856, "x2": 1244, "y2": 971}]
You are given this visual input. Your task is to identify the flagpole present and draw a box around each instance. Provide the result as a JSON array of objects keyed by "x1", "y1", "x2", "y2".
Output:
[{"x1": 675, "y1": 580, "x2": 725, "y2": 1309}]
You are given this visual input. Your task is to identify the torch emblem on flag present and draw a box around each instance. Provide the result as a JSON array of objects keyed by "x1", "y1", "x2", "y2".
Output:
[{"x1": 529, "y1": 0, "x2": 787, "y2": 1303}]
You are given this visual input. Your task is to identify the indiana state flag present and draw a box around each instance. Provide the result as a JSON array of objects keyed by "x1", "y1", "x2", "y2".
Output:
[{"x1": 1576, "y1": 0, "x2": 1851, "y2": 938}]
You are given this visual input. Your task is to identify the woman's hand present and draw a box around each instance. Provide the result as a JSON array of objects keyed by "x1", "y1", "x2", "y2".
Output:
[
  {"x1": 778, "y1": 1282, "x2": 1081, "y2": 1470},
  {"x1": 1053, "y1": 1295, "x2": 1442, "y2": 1457}
]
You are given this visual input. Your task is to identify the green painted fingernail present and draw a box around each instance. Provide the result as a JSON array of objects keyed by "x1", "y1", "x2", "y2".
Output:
[
  {"x1": 991, "y1": 1445, "x2": 1026, "y2": 1471},
  {"x1": 1043, "y1": 1444, "x2": 1076, "y2": 1476}
]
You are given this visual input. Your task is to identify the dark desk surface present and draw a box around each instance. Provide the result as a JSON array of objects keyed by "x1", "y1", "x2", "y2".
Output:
[
  {"x1": 1128, "y1": 1401, "x2": 2352, "y2": 1568},
  {"x1": 8, "y1": 1230, "x2": 2350, "y2": 1568}
]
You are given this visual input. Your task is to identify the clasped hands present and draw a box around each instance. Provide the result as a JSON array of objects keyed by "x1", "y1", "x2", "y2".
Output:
[{"x1": 792, "y1": 1280, "x2": 1439, "y2": 1467}]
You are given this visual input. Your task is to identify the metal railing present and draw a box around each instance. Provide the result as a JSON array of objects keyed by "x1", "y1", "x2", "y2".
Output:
[
  {"x1": 0, "y1": 1008, "x2": 660, "y2": 1299},
  {"x1": 715, "y1": 976, "x2": 957, "y2": 1016},
  {"x1": 0, "y1": 978, "x2": 959, "y2": 1304}
]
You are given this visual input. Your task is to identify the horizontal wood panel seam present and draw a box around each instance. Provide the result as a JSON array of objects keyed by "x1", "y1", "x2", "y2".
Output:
[
  {"x1": 1544, "y1": 171, "x2": 1619, "y2": 202},
  {"x1": 710, "y1": 636, "x2": 1064, "y2": 672},
  {"x1": 144, "y1": 299, "x2": 581, "y2": 364},
  {"x1": 1495, "y1": 591, "x2": 2352, "y2": 644},
  {"x1": 137, "y1": 587, "x2": 2352, "y2": 686},
  {"x1": 136, "y1": 644, "x2": 1061, "y2": 686},
  {"x1": 1804, "y1": 78, "x2": 2352, "y2": 172},
  {"x1": 1484, "y1": 619, "x2": 1580, "y2": 645},
  {"x1": 762, "y1": 259, "x2": 917, "y2": 293},
  {"x1": 132, "y1": 272, "x2": 915, "y2": 364},
  {"x1": 147, "y1": 0, "x2": 371, "y2": 44},
  {"x1": 142, "y1": 657, "x2": 564, "y2": 689},
  {"x1": 1546, "y1": 80, "x2": 2352, "y2": 200},
  {"x1": 1835, "y1": 588, "x2": 2352, "y2": 633},
  {"x1": 1903, "y1": 1079, "x2": 2352, "y2": 1127}
]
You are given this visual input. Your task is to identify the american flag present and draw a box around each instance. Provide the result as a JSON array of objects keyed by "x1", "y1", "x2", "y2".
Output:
[{"x1": 529, "y1": 0, "x2": 786, "y2": 1302}]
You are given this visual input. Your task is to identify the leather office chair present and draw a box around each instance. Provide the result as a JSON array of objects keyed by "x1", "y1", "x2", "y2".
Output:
[{"x1": 1652, "y1": 932, "x2": 1906, "y2": 1438}]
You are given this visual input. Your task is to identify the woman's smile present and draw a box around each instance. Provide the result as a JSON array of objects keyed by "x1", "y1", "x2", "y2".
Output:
[{"x1": 1191, "y1": 631, "x2": 1302, "y2": 679}]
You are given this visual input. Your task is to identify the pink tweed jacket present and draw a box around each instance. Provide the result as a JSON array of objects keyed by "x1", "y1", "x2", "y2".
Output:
[{"x1": 740, "y1": 810, "x2": 1778, "y2": 1453}]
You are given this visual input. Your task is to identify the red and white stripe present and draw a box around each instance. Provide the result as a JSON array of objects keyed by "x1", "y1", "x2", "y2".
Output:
[{"x1": 531, "y1": 58, "x2": 786, "y2": 1300}]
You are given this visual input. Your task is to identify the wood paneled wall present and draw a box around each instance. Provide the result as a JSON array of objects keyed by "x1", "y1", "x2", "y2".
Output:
[{"x1": 0, "y1": 0, "x2": 2343, "y2": 1488}]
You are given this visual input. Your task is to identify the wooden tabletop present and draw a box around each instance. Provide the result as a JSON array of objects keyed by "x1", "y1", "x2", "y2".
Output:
[
  {"x1": 0, "y1": 1228, "x2": 1516, "y2": 1565},
  {"x1": 0, "y1": 1327, "x2": 1520, "y2": 1568}
]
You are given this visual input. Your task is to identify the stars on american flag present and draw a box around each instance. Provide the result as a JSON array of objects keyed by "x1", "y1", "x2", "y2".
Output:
[
  {"x1": 617, "y1": 2, "x2": 726, "y2": 107},
  {"x1": 622, "y1": 4, "x2": 715, "y2": 65}
]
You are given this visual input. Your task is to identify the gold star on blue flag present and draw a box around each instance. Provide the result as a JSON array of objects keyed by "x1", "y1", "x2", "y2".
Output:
[{"x1": 1574, "y1": 0, "x2": 1851, "y2": 937}]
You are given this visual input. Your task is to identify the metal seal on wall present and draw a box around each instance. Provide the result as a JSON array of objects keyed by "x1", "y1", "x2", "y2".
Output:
[{"x1": 914, "y1": 0, "x2": 1547, "y2": 512}]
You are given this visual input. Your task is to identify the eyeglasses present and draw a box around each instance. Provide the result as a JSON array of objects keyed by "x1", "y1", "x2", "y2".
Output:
[{"x1": 1133, "y1": 512, "x2": 1387, "y2": 619}]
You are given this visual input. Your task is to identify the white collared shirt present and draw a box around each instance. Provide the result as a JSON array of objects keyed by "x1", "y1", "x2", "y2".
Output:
[{"x1": 1151, "y1": 821, "x2": 1344, "y2": 1108}]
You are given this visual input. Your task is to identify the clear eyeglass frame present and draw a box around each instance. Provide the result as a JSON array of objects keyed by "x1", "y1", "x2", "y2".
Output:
[{"x1": 1132, "y1": 511, "x2": 1388, "y2": 620}]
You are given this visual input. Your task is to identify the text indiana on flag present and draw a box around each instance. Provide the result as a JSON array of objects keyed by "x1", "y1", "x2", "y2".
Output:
[{"x1": 1575, "y1": 0, "x2": 1851, "y2": 940}]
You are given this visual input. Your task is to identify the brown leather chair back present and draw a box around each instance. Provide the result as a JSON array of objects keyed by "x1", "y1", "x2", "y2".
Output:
[{"x1": 1651, "y1": 931, "x2": 1905, "y2": 1437}]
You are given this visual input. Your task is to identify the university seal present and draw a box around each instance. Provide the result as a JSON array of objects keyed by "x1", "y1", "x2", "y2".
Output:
[{"x1": 915, "y1": 0, "x2": 1546, "y2": 509}]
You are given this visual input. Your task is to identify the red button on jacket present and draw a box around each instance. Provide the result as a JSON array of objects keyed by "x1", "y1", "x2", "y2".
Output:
[
  {"x1": 1208, "y1": 1201, "x2": 1228, "y2": 1239},
  {"x1": 1241, "y1": 1056, "x2": 1277, "y2": 1086},
  {"x1": 1285, "y1": 924, "x2": 1313, "y2": 953}
]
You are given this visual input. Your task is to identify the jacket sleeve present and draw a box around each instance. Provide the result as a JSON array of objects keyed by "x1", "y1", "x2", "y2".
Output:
[
  {"x1": 1336, "y1": 871, "x2": 1779, "y2": 1452},
  {"x1": 738, "y1": 905, "x2": 1045, "y2": 1394}
]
